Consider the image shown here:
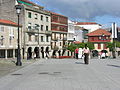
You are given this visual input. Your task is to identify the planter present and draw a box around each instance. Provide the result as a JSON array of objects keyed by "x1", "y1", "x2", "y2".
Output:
[{"x1": 59, "y1": 56, "x2": 72, "y2": 59}]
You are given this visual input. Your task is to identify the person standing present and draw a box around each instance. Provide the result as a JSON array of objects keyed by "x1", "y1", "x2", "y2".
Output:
[
  {"x1": 75, "y1": 47, "x2": 79, "y2": 59},
  {"x1": 83, "y1": 44, "x2": 90, "y2": 64},
  {"x1": 45, "y1": 47, "x2": 50, "y2": 59}
]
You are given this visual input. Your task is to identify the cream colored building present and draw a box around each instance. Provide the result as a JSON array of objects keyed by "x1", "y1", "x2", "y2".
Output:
[
  {"x1": 23, "y1": 5, "x2": 51, "y2": 59},
  {"x1": 0, "y1": 0, "x2": 51, "y2": 59},
  {"x1": 0, "y1": 19, "x2": 22, "y2": 59}
]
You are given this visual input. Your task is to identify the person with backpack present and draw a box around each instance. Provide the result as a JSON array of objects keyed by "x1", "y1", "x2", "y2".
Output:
[{"x1": 83, "y1": 44, "x2": 90, "y2": 64}]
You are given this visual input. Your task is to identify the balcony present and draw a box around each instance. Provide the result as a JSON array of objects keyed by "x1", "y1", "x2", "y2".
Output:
[
  {"x1": 52, "y1": 38, "x2": 58, "y2": 41},
  {"x1": 45, "y1": 31, "x2": 52, "y2": 35},
  {"x1": 26, "y1": 27, "x2": 39, "y2": 33},
  {"x1": 63, "y1": 37, "x2": 67, "y2": 41}
]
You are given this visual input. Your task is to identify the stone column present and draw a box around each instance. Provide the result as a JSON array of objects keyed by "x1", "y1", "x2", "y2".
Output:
[
  {"x1": 13, "y1": 49, "x2": 15, "y2": 59},
  {"x1": 5, "y1": 49, "x2": 7, "y2": 59}
]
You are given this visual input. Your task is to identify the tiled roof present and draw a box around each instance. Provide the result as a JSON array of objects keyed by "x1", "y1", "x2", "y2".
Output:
[
  {"x1": 50, "y1": 11, "x2": 67, "y2": 17},
  {"x1": 19, "y1": 0, "x2": 34, "y2": 5},
  {"x1": 0, "y1": 19, "x2": 18, "y2": 26},
  {"x1": 76, "y1": 22, "x2": 99, "y2": 25},
  {"x1": 19, "y1": 0, "x2": 44, "y2": 8},
  {"x1": 86, "y1": 29, "x2": 111, "y2": 36}
]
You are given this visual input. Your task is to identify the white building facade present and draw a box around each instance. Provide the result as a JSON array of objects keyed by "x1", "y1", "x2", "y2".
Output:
[
  {"x1": 75, "y1": 22, "x2": 102, "y2": 33},
  {"x1": 67, "y1": 20, "x2": 75, "y2": 42}
]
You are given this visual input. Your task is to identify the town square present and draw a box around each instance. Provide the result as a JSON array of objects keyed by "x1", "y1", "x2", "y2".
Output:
[{"x1": 0, "y1": 0, "x2": 120, "y2": 90}]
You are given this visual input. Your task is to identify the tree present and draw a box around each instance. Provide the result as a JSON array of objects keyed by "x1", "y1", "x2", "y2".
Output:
[
  {"x1": 106, "y1": 41, "x2": 120, "y2": 51},
  {"x1": 75, "y1": 43, "x2": 85, "y2": 48},
  {"x1": 85, "y1": 42, "x2": 94, "y2": 50},
  {"x1": 67, "y1": 42, "x2": 94, "y2": 52},
  {"x1": 67, "y1": 43, "x2": 76, "y2": 52},
  {"x1": 106, "y1": 41, "x2": 120, "y2": 58},
  {"x1": 106, "y1": 42, "x2": 114, "y2": 51}
]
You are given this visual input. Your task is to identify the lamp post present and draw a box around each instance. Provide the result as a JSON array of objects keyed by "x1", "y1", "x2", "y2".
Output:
[
  {"x1": 112, "y1": 22, "x2": 116, "y2": 58},
  {"x1": 15, "y1": 5, "x2": 22, "y2": 66}
]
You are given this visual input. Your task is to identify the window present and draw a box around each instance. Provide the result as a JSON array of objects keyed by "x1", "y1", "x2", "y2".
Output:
[
  {"x1": 41, "y1": 36, "x2": 44, "y2": 42},
  {"x1": 0, "y1": 26, "x2": 4, "y2": 32},
  {"x1": 46, "y1": 36, "x2": 49, "y2": 42},
  {"x1": 35, "y1": 14, "x2": 38, "y2": 19},
  {"x1": 99, "y1": 36, "x2": 102, "y2": 40},
  {"x1": 41, "y1": 15, "x2": 43, "y2": 21},
  {"x1": 34, "y1": 24, "x2": 39, "y2": 30},
  {"x1": 46, "y1": 17, "x2": 49, "y2": 22},
  {"x1": 28, "y1": 35, "x2": 32, "y2": 41},
  {"x1": 106, "y1": 36, "x2": 108, "y2": 40},
  {"x1": 60, "y1": 42, "x2": 62, "y2": 46},
  {"x1": 28, "y1": 12, "x2": 32, "y2": 18},
  {"x1": 9, "y1": 36, "x2": 12, "y2": 45},
  {"x1": 41, "y1": 25, "x2": 43, "y2": 31},
  {"x1": 9, "y1": 27, "x2": 14, "y2": 36},
  {"x1": 35, "y1": 35, "x2": 38, "y2": 42},
  {"x1": 92, "y1": 37, "x2": 94, "y2": 41},
  {"x1": 28, "y1": 23, "x2": 31, "y2": 30},
  {"x1": 0, "y1": 36, "x2": 4, "y2": 46},
  {"x1": 98, "y1": 44, "x2": 101, "y2": 49},
  {"x1": 46, "y1": 26, "x2": 48, "y2": 31}
]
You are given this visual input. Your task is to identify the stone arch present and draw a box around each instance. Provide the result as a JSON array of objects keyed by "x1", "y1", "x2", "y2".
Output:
[
  {"x1": 41, "y1": 47, "x2": 44, "y2": 58},
  {"x1": 34, "y1": 47, "x2": 39, "y2": 58},
  {"x1": 27, "y1": 47, "x2": 32, "y2": 59}
]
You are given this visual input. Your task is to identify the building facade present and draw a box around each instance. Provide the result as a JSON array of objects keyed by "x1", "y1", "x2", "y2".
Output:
[
  {"x1": 75, "y1": 22, "x2": 102, "y2": 33},
  {"x1": 86, "y1": 29, "x2": 111, "y2": 53},
  {"x1": 74, "y1": 26, "x2": 83, "y2": 42},
  {"x1": 67, "y1": 20, "x2": 75, "y2": 42},
  {"x1": 51, "y1": 12, "x2": 68, "y2": 56},
  {"x1": 0, "y1": 19, "x2": 22, "y2": 59},
  {"x1": 0, "y1": 0, "x2": 51, "y2": 59}
]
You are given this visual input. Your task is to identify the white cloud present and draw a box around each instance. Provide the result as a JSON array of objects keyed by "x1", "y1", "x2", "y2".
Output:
[{"x1": 35, "y1": 0, "x2": 120, "y2": 20}]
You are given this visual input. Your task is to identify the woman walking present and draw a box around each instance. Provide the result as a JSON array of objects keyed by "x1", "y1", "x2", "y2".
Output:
[{"x1": 83, "y1": 44, "x2": 90, "y2": 64}]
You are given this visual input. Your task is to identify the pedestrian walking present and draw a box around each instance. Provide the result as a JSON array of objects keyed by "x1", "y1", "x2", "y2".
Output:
[
  {"x1": 83, "y1": 44, "x2": 90, "y2": 64},
  {"x1": 45, "y1": 47, "x2": 50, "y2": 59},
  {"x1": 58, "y1": 49, "x2": 61, "y2": 57},
  {"x1": 75, "y1": 47, "x2": 79, "y2": 59}
]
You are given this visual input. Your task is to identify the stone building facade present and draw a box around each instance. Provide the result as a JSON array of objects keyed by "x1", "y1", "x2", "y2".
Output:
[
  {"x1": 0, "y1": 0, "x2": 51, "y2": 59},
  {"x1": 0, "y1": 19, "x2": 22, "y2": 59}
]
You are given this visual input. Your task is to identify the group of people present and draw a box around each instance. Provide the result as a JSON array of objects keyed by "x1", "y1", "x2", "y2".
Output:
[{"x1": 75, "y1": 44, "x2": 90, "y2": 64}]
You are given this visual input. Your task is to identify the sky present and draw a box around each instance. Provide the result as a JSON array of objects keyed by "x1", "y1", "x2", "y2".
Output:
[{"x1": 30, "y1": 0, "x2": 120, "y2": 28}]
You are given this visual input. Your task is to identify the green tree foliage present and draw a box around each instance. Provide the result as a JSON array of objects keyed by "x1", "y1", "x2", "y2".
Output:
[
  {"x1": 67, "y1": 43, "x2": 76, "y2": 52},
  {"x1": 115, "y1": 41, "x2": 120, "y2": 47},
  {"x1": 75, "y1": 43, "x2": 85, "y2": 48},
  {"x1": 106, "y1": 42, "x2": 114, "y2": 51},
  {"x1": 106, "y1": 41, "x2": 120, "y2": 51},
  {"x1": 85, "y1": 42, "x2": 94, "y2": 50},
  {"x1": 67, "y1": 42, "x2": 94, "y2": 52}
]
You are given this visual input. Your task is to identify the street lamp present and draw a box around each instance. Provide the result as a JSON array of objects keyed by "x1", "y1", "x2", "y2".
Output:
[
  {"x1": 112, "y1": 22, "x2": 116, "y2": 58},
  {"x1": 15, "y1": 5, "x2": 22, "y2": 66}
]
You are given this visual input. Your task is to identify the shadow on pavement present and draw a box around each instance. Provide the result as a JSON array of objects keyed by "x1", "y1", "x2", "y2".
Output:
[
  {"x1": 75, "y1": 62, "x2": 84, "y2": 64},
  {"x1": 107, "y1": 64, "x2": 120, "y2": 68}
]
